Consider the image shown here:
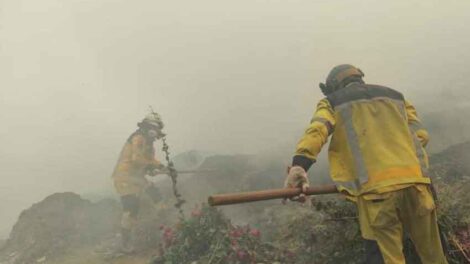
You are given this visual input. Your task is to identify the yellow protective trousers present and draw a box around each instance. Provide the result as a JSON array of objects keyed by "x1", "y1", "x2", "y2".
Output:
[{"x1": 357, "y1": 185, "x2": 448, "y2": 264}]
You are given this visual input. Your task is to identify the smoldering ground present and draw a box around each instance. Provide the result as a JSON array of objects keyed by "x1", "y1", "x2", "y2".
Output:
[{"x1": 1, "y1": 0, "x2": 470, "y2": 240}]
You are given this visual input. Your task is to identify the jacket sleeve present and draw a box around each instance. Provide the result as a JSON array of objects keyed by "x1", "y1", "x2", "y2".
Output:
[
  {"x1": 130, "y1": 135, "x2": 161, "y2": 168},
  {"x1": 293, "y1": 98, "x2": 336, "y2": 171},
  {"x1": 405, "y1": 100, "x2": 429, "y2": 147}
]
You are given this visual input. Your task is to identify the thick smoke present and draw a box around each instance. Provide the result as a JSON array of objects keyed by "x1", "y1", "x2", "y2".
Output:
[{"x1": 1, "y1": 0, "x2": 470, "y2": 238}]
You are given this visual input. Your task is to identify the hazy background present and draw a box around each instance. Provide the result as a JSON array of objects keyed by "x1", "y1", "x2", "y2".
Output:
[{"x1": 1, "y1": 0, "x2": 469, "y2": 238}]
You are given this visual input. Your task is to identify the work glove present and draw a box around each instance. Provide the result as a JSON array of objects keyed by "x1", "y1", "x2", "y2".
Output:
[
  {"x1": 284, "y1": 166, "x2": 310, "y2": 203},
  {"x1": 147, "y1": 164, "x2": 167, "y2": 176}
]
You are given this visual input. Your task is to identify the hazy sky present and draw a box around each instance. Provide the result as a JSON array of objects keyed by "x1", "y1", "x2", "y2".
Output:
[{"x1": 1, "y1": 0, "x2": 470, "y2": 238}]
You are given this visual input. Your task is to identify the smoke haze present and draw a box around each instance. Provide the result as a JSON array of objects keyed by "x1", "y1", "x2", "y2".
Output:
[{"x1": 1, "y1": 0, "x2": 470, "y2": 238}]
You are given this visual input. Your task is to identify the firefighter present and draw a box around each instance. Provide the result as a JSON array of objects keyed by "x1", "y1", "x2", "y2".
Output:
[
  {"x1": 285, "y1": 65, "x2": 447, "y2": 264},
  {"x1": 111, "y1": 113, "x2": 166, "y2": 252}
]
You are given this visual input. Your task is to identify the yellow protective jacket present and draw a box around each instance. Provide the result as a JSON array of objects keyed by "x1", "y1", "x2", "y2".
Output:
[
  {"x1": 112, "y1": 131, "x2": 161, "y2": 195},
  {"x1": 294, "y1": 82, "x2": 430, "y2": 195}
]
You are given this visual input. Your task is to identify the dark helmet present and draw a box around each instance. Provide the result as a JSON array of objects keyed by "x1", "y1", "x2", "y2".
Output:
[{"x1": 319, "y1": 64, "x2": 364, "y2": 95}]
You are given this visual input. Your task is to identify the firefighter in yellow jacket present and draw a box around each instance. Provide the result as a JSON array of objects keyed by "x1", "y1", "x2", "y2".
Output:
[
  {"x1": 285, "y1": 65, "x2": 447, "y2": 264},
  {"x1": 112, "y1": 113, "x2": 165, "y2": 252}
]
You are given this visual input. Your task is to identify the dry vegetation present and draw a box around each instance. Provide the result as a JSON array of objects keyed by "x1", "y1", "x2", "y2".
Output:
[{"x1": 1, "y1": 143, "x2": 470, "y2": 264}]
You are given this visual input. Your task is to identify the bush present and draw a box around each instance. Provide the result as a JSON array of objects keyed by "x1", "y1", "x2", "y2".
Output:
[
  {"x1": 437, "y1": 179, "x2": 470, "y2": 263},
  {"x1": 152, "y1": 205, "x2": 288, "y2": 264}
]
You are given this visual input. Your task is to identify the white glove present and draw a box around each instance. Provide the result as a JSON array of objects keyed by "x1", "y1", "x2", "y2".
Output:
[
  {"x1": 147, "y1": 166, "x2": 168, "y2": 176},
  {"x1": 284, "y1": 166, "x2": 310, "y2": 203}
]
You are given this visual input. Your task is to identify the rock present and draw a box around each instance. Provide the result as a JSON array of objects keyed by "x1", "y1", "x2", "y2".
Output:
[
  {"x1": 172, "y1": 150, "x2": 209, "y2": 170},
  {"x1": 0, "y1": 192, "x2": 120, "y2": 264}
]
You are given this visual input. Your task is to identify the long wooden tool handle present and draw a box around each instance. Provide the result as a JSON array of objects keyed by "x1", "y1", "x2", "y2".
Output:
[
  {"x1": 208, "y1": 184, "x2": 338, "y2": 206},
  {"x1": 152, "y1": 169, "x2": 216, "y2": 175}
]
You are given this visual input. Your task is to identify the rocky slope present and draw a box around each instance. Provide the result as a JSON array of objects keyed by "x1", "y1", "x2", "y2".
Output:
[
  {"x1": 1, "y1": 142, "x2": 470, "y2": 263},
  {"x1": 0, "y1": 193, "x2": 121, "y2": 264}
]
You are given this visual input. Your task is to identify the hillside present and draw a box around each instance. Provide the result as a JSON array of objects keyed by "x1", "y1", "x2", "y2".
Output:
[{"x1": 1, "y1": 142, "x2": 469, "y2": 263}]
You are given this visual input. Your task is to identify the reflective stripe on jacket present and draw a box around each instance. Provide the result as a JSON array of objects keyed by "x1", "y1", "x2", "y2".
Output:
[{"x1": 295, "y1": 83, "x2": 430, "y2": 195}]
